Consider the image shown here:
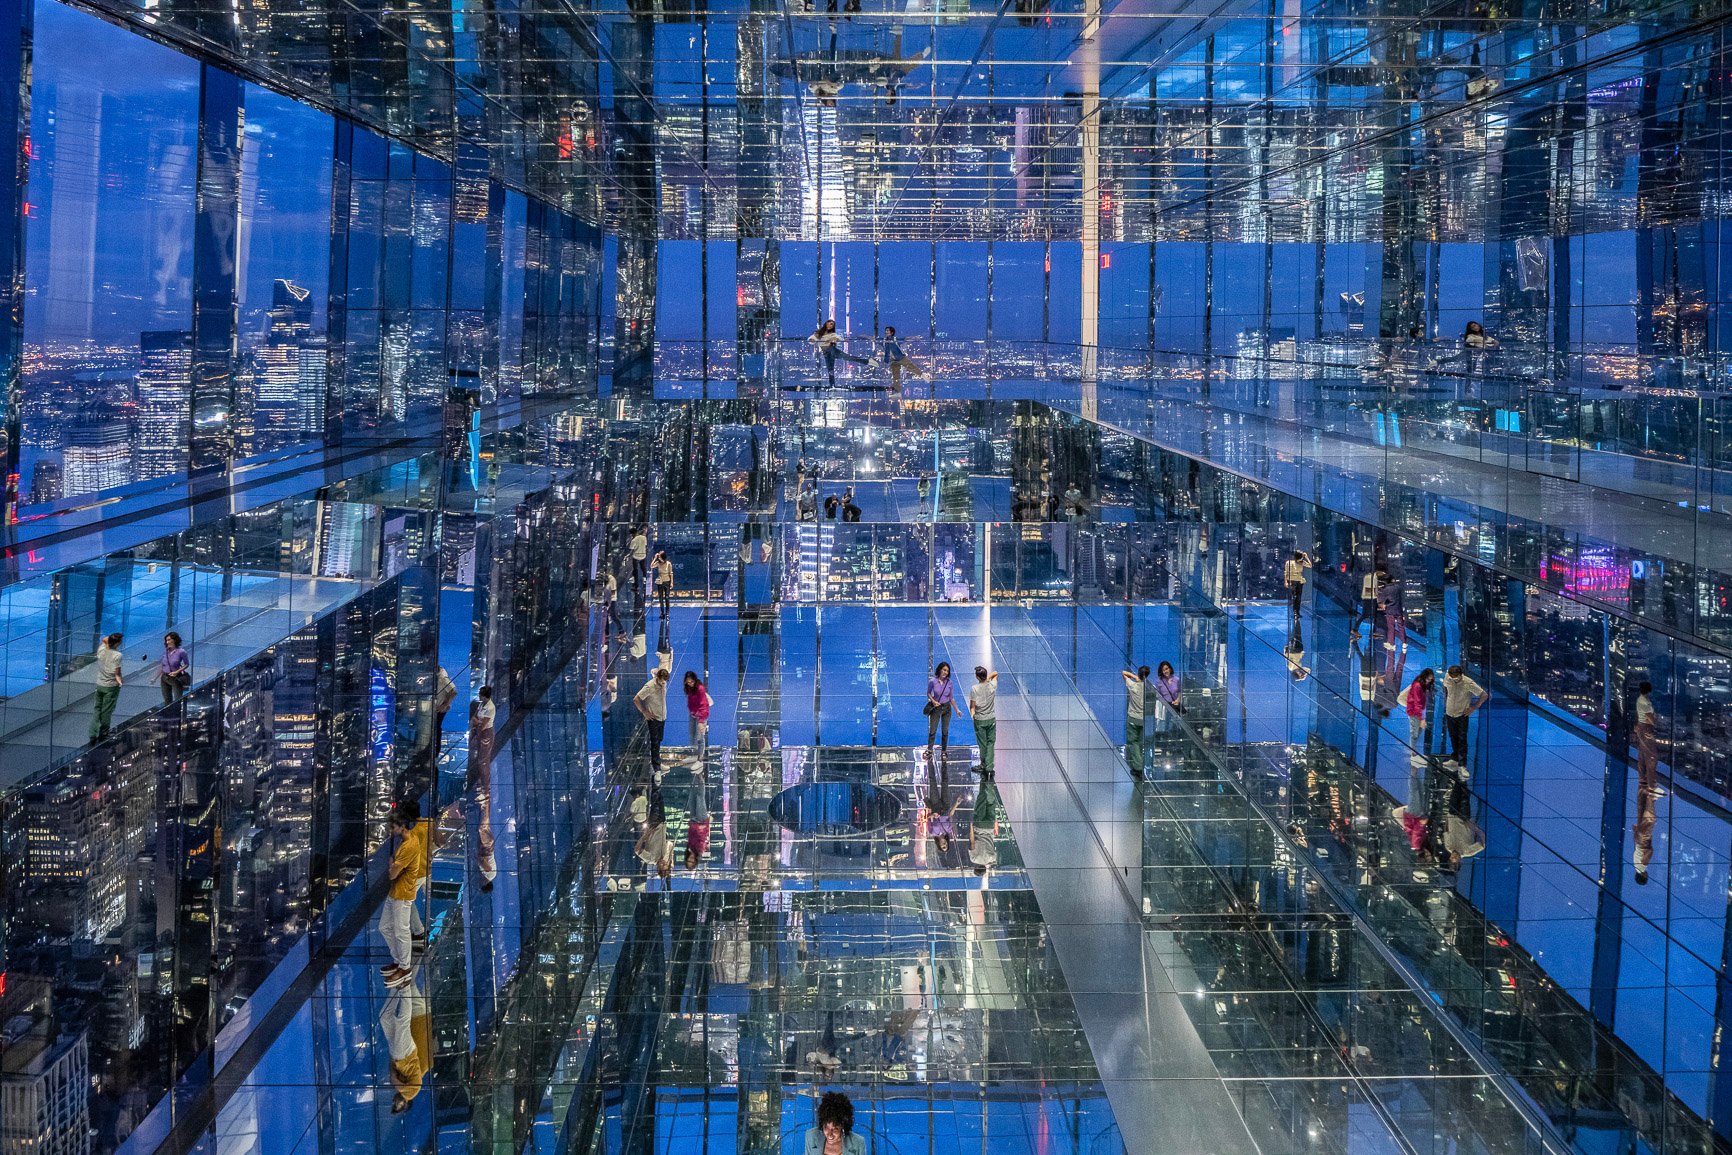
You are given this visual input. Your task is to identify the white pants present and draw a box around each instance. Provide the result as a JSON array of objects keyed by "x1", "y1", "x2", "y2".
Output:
[
  {"x1": 380, "y1": 985, "x2": 424, "y2": 1062},
  {"x1": 381, "y1": 897, "x2": 415, "y2": 969},
  {"x1": 379, "y1": 882, "x2": 425, "y2": 969}
]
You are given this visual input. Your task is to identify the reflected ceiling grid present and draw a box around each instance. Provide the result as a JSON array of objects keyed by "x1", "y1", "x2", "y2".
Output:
[{"x1": 61, "y1": 0, "x2": 1732, "y2": 239}]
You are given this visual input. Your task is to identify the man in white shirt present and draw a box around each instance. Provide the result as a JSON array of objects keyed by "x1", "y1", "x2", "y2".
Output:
[
  {"x1": 629, "y1": 527, "x2": 649, "y2": 590},
  {"x1": 1121, "y1": 665, "x2": 1150, "y2": 779},
  {"x1": 969, "y1": 802, "x2": 998, "y2": 877},
  {"x1": 966, "y1": 667, "x2": 998, "y2": 779},
  {"x1": 89, "y1": 632, "x2": 124, "y2": 741},
  {"x1": 633, "y1": 666, "x2": 671, "y2": 775},
  {"x1": 1442, "y1": 665, "x2": 1488, "y2": 765}
]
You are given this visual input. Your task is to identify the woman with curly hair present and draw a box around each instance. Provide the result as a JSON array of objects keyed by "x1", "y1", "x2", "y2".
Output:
[{"x1": 804, "y1": 1090, "x2": 865, "y2": 1154}]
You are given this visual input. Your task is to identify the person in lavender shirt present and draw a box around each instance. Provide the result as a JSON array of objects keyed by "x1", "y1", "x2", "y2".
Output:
[
  {"x1": 1151, "y1": 661, "x2": 1182, "y2": 733},
  {"x1": 924, "y1": 662, "x2": 962, "y2": 758},
  {"x1": 157, "y1": 631, "x2": 190, "y2": 705}
]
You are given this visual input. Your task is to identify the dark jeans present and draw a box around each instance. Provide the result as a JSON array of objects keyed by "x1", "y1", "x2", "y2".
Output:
[
  {"x1": 646, "y1": 717, "x2": 666, "y2": 770},
  {"x1": 927, "y1": 708, "x2": 951, "y2": 748},
  {"x1": 160, "y1": 671, "x2": 190, "y2": 704},
  {"x1": 1446, "y1": 713, "x2": 1470, "y2": 763},
  {"x1": 1287, "y1": 582, "x2": 1303, "y2": 613},
  {"x1": 655, "y1": 581, "x2": 672, "y2": 614},
  {"x1": 822, "y1": 345, "x2": 867, "y2": 384}
]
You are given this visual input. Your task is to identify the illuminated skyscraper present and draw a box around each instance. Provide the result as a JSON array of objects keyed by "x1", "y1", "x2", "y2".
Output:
[
  {"x1": 133, "y1": 331, "x2": 192, "y2": 481},
  {"x1": 63, "y1": 416, "x2": 131, "y2": 498},
  {"x1": 257, "y1": 280, "x2": 315, "y2": 450}
]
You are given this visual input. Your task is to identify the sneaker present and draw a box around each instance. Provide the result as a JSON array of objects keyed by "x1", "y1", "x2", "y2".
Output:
[
  {"x1": 380, "y1": 964, "x2": 409, "y2": 981},
  {"x1": 1391, "y1": 806, "x2": 1407, "y2": 822},
  {"x1": 385, "y1": 967, "x2": 415, "y2": 988}
]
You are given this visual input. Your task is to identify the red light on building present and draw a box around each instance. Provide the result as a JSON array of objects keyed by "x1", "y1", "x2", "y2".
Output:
[
  {"x1": 1100, "y1": 253, "x2": 1111, "y2": 269},
  {"x1": 558, "y1": 127, "x2": 574, "y2": 160}
]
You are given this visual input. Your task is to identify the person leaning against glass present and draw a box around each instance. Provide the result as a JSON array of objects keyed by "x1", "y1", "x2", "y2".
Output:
[
  {"x1": 966, "y1": 666, "x2": 998, "y2": 779},
  {"x1": 1151, "y1": 661, "x2": 1182, "y2": 733},
  {"x1": 89, "y1": 633, "x2": 124, "y2": 741}
]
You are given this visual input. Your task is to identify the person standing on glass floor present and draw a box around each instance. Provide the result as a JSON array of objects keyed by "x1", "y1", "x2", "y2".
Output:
[{"x1": 967, "y1": 666, "x2": 997, "y2": 780}]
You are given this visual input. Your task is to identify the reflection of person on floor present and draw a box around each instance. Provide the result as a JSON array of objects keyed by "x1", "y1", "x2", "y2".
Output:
[
  {"x1": 684, "y1": 778, "x2": 711, "y2": 870},
  {"x1": 1633, "y1": 779, "x2": 1659, "y2": 884},
  {"x1": 1440, "y1": 776, "x2": 1484, "y2": 872},
  {"x1": 1284, "y1": 618, "x2": 1309, "y2": 682},
  {"x1": 380, "y1": 800, "x2": 428, "y2": 986},
  {"x1": 925, "y1": 790, "x2": 961, "y2": 855},
  {"x1": 879, "y1": 1007, "x2": 917, "y2": 1071},
  {"x1": 380, "y1": 974, "x2": 432, "y2": 1114},
  {"x1": 635, "y1": 806, "x2": 673, "y2": 888},
  {"x1": 969, "y1": 784, "x2": 1000, "y2": 877},
  {"x1": 806, "y1": 1008, "x2": 842, "y2": 1076},
  {"x1": 475, "y1": 794, "x2": 498, "y2": 893}
]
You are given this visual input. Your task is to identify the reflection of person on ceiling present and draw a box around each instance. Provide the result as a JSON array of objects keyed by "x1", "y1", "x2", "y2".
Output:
[{"x1": 773, "y1": 37, "x2": 929, "y2": 106}]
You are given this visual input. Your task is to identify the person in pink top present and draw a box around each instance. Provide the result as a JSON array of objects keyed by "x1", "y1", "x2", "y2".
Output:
[
  {"x1": 1393, "y1": 668, "x2": 1436, "y2": 854},
  {"x1": 683, "y1": 670, "x2": 713, "y2": 770}
]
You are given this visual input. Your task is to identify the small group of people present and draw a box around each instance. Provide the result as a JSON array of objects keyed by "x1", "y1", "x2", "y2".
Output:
[
  {"x1": 626, "y1": 773, "x2": 712, "y2": 888},
  {"x1": 923, "y1": 778, "x2": 1001, "y2": 878},
  {"x1": 822, "y1": 488, "x2": 863, "y2": 522},
  {"x1": 632, "y1": 656, "x2": 712, "y2": 780},
  {"x1": 808, "y1": 320, "x2": 930, "y2": 389},
  {"x1": 923, "y1": 661, "x2": 998, "y2": 778},
  {"x1": 1391, "y1": 665, "x2": 1488, "y2": 870},
  {"x1": 1121, "y1": 661, "x2": 1182, "y2": 779},
  {"x1": 85, "y1": 630, "x2": 194, "y2": 743}
]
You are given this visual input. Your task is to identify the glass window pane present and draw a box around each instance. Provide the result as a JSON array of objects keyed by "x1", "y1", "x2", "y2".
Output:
[{"x1": 21, "y1": 0, "x2": 200, "y2": 507}]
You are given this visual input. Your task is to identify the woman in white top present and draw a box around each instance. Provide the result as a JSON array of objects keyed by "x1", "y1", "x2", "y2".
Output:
[{"x1": 808, "y1": 319, "x2": 868, "y2": 386}]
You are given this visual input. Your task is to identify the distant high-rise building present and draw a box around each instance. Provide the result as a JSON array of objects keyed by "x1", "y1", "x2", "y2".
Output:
[
  {"x1": 0, "y1": 976, "x2": 91, "y2": 1155},
  {"x1": 63, "y1": 417, "x2": 131, "y2": 498},
  {"x1": 298, "y1": 338, "x2": 327, "y2": 437},
  {"x1": 27, "y1": 461, "x2": 63, "y2": 507},
  {"x1": 133, "y1": 331, "x2": 192, "y2": 480}
]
